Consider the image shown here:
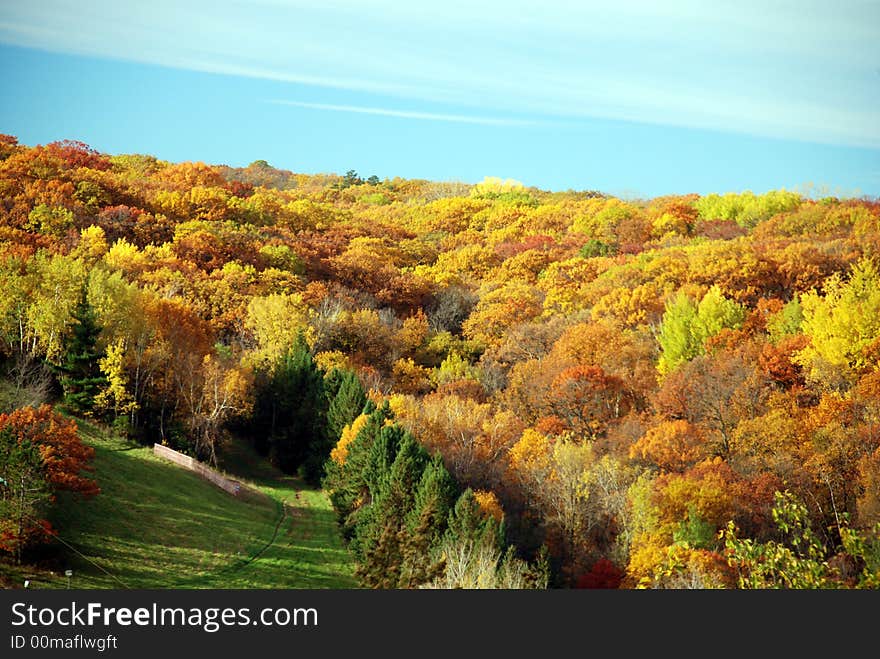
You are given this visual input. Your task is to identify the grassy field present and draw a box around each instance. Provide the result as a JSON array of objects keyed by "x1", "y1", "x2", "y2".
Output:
[{"x1": 1, "y1": 417, "x2": 356, "y2": 589}]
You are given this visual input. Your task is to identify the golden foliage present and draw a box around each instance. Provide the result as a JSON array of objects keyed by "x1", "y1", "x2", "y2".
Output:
[{"x1": 331, "y1": 413, "x2": 369, "y2": 465}]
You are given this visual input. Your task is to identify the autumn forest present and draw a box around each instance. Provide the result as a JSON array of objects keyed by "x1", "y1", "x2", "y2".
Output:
[{"x1": 1, "y1": 134, "x2": 879, "y2": 589}]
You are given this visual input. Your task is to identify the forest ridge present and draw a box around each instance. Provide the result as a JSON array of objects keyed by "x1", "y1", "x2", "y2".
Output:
[{"x1": 0, "y1": 135, "x2": 878, "y2": 589}]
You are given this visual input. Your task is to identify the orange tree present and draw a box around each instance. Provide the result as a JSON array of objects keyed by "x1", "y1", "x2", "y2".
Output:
[{"x1": 0, "y1": 405, "x2": 98, "y2": 562}]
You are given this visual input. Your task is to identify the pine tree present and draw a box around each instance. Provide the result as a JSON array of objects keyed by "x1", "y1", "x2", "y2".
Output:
[
  {"x1": 445, "y1": 488, "x2": 503, "y2": 550},
  {"x1": 259, "y1": 332, "x2": 329, "y2": 483},
  {"x1": 58, "y1": 289, "x2": 106, "y2": 415},
  {"x1": 354, "y1": 430, "x2": 428, "y2": 587},
  {"x1": 399, "y1": 454, "x2": 458, "y2": 587},
  {"x1": 325, "y1": 369, "x2": 367, "y2": 442},
  {"x1": 324, "y1": 401, "x2": 393, "y2": 540}
]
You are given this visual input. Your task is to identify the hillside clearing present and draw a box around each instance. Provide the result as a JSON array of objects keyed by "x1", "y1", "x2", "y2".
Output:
[{"x1": 1, "y1": 419, "x2": 355, "y2": 589}]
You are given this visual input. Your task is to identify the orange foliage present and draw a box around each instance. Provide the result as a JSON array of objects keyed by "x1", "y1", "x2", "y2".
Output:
[
  {"x1": 548, "y1": 365, "x2": 632, "y2": 439},
  {"x1": 473, "y1": 490, "x2": 504, "y2": 522},
  {"x1": 758, "y1": 335, "x2": 809, "y2": 388},
  {"x1": 4, "y1": 132, "x2": 880, "y2": 585},
  {"x1": 0, "y1": 405, "x2": 99, "y2": 497},
  {"x1": 629, "y1": 420, "x2": 708, "y2": 473}
]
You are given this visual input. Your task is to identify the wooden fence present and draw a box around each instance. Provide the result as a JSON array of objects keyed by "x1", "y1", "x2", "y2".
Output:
[{"x1": 152, "y1": 443, "x2": 243, "y2": 496}]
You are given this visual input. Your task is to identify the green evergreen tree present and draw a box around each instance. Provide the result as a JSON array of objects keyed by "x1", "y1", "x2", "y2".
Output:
[
  {"x1": 406, "y1": 454, "x2": 458, "y2": 543},
  {"x1": 58, "y1": 289, "x2": 106, "y2": 414},
  {"x1": 325, "y1": 369, "x2": 367, "y2": 442},
  {"x1": 445, "y1": 488, "x2": 504, "y2": 550},
  {"x1": 354, "y1": 430, "x2": 428, "y2": 587},
  {"x1": 255, "y1": 332, "x2": 329, "y2": 483},
  {"x1": 322, "y1": 411, "x2": 546, "y2": 589},
  {"x1": 399, "y1": 454, "x2": 458, "y2": 587},
  {"x1": 323, "y1": 401, "x2": 393, "y2": 540},
  {"x1": 363, "y1": 422, "x2": 407, "y2": 496}
]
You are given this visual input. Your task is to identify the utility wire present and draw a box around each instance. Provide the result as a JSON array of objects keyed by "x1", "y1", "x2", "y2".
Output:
[{"x1": 20, "y1": 510, "x2": 131, "y2": 589}]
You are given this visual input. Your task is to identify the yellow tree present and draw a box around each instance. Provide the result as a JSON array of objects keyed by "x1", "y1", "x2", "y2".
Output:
[
  {"x1": 25, "y1": 254, "x2": 88, "y2": 362},
  {"x1": 188, "y1": 354, "x2": 253, "y2": 466},
  {"x1": 508, "y1": 429, "x2": 599, "y2": 581},
  {"x1": 795, "y1": 258, "x2": 880, "y2": 387},
  {"x1": 461, "y1": 281, "x2": 543, "y2": 348},
  {"x1": 93, "y1": 339, "x2": 138, "y2": 429},
  {"x1": 243, "y1": 293, "x2": 311, "y2": 367}
]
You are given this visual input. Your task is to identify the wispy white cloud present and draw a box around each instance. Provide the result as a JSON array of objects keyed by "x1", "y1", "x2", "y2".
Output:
[
  {"x1": 265, "y1": 99, "x2": 539, "y2": 126},
  {"x1": 1, "y1": 1, "x2": 878, "y2": 147}
]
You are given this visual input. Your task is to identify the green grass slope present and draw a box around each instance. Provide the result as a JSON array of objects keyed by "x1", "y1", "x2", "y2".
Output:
[{"x1": 3, "y1": 418, "x2": 355, "y2": 589}]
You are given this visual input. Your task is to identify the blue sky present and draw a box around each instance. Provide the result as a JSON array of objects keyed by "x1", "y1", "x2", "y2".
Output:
[{"x1": 1, "y1": 0, "x2": 878, "y2": 198}]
